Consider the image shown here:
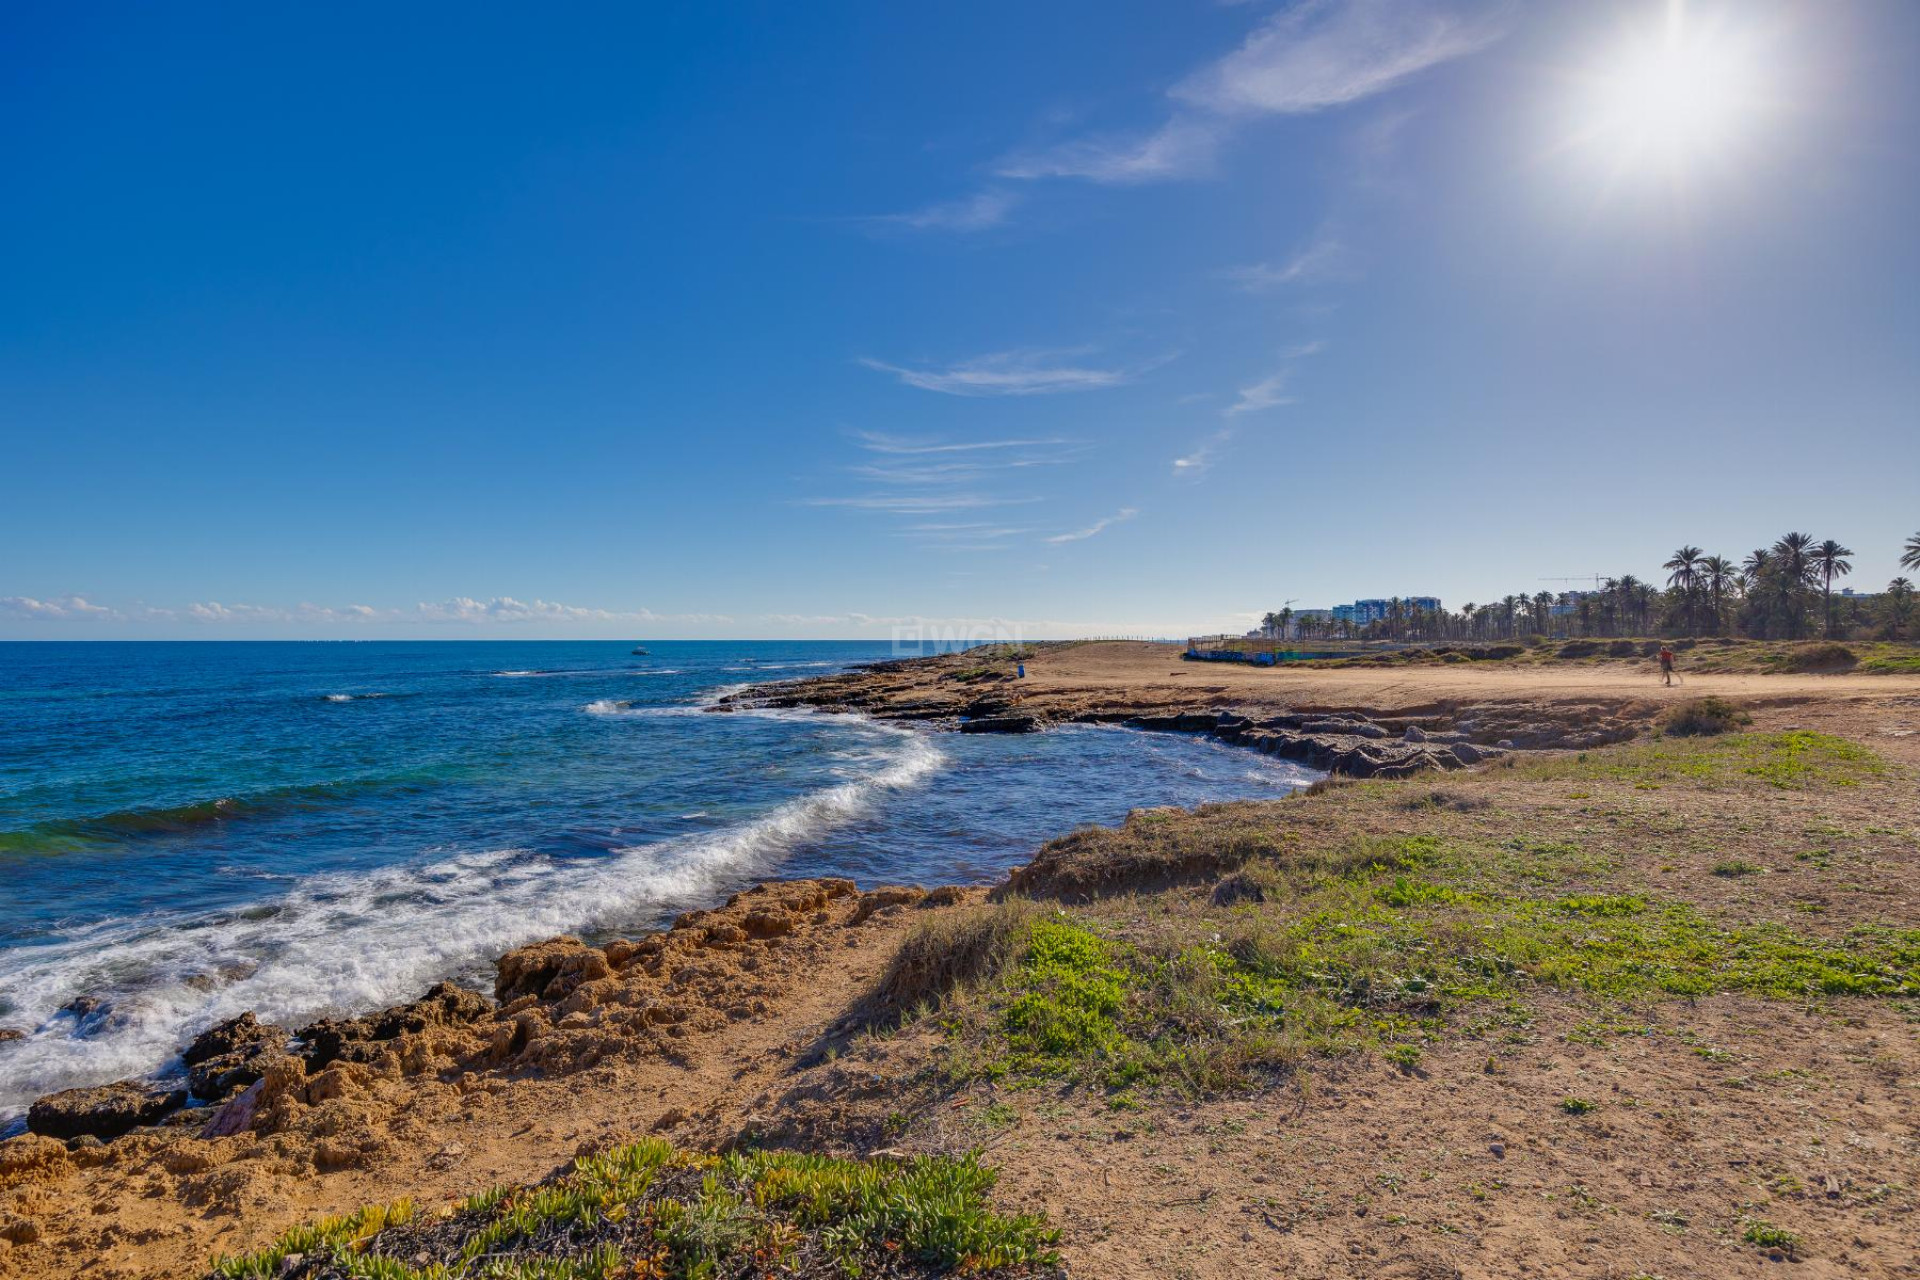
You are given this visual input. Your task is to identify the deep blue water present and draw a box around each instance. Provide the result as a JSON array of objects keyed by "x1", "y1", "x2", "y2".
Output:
[{"x1": 0, "y1": 641, "x2": 1314, "y2": 1119}]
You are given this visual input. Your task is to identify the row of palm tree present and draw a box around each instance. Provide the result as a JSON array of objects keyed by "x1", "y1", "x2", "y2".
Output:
[{"x1": 1260, "y1": 531, "x2": 1920, "y2": 644}]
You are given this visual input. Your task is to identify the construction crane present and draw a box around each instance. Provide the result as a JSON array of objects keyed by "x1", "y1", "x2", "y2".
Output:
[{"x1": 1539, "y1": 575, "x2": 1607, "y2": 589}]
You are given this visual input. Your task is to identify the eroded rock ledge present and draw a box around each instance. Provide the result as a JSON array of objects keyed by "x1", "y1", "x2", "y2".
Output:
[
  {"x1": 718, "y1": 655, "x2": 1645, "y2": 780},
  {"x1": 11, "y1": 878, "x2": 946, "y2": 1157}
]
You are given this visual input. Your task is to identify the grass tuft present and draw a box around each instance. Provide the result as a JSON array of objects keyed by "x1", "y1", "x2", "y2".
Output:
[
  {"x1": 1659, "y1": 697, "x2": 1751, "y2": 737},
  {"x1": 209, "y1": 1142, "x2": 1058, "y2": 1279}
]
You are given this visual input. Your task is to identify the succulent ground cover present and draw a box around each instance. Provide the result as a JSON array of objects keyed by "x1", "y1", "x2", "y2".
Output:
[{"x1": 208, "y1": 1140, "x2": 1060, "y2": 1280}]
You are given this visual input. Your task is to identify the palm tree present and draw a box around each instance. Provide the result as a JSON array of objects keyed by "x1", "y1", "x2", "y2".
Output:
[
  {"x1": 1700, "y1": 555, "x2": 1737, "y2": 635},
  {"x1": 1664, "y1": 546, "x2": 1703, "y2": 633},
  {"x1": 1770, "y1": 533, "x2": 1817, "y2": 638},
  {"x1": 1904, "y1": 533, "x2": 1920, "y2": 573},
  {"x1": 1772, "y1": 532, "x2": 1816, "y2": 585},
  {"x1": 1886, "y1": 578, "x2": 1915, "y2": 639},
  {"x1": 1615, "y1": 575, "x2": 1648, "y2": 635},
  {"x1": 1532, "y1": 591, "x2": 1554, "y2": 636},
  {"x1": 1810, "y1": 539, "x2": 1854, "y2": 638},
  {"x1": 1741, "y1": 548, "x2": 1771, "y2": 588}
]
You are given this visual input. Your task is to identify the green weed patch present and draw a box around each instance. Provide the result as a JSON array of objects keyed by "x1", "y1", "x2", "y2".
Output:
[
  {"x1": 209, "y1": 1141, "x2": 1059, "y2": 1279},
  {"x1": 942, "y1": 833, "x2": 1919, "y2": 1095},
  {"x1": 1517, "y1": 731, "x2": 1884, "y2": 790}
]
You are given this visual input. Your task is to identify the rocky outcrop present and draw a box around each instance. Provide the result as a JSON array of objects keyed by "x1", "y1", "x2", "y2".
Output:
[
  {"x1": 958, "y1": 714, "x2": 1040, "y2": 734},
  {"x1": 181, "y1": 1013, "x2": 288, "y2": 1102},
  {"x1": 719, "y1": 650, "x2": 1649, "y2": 782},
  {"x1": 495, "y1": 939, "x2": 612, "y2": 1004},
  {"x1": 296, "y1": 982, "x2": 493, "y2": 1073},
  {"x1": 26, "y1": 1082, "x2": 187, "y2": 1141},
  {"x1": 851, "y1": 885, "x2": 927, "y2": 923}
]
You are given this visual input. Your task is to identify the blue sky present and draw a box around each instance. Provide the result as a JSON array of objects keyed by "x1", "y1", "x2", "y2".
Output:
[{"x1": 4, "y1": 1, "x2": 1916, "y2": 639}]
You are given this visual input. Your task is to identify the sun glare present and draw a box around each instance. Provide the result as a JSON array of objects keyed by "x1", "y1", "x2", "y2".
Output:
[{"x1": 1568, "y1": 2, "x2": 1768, "y2": 179}]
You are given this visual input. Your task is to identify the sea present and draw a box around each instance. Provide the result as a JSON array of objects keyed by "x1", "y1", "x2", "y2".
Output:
[{"x1": 0, "y1": 640, "x2": 1316, "y2": 1125}]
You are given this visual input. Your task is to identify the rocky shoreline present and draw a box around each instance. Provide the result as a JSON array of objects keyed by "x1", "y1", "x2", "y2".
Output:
[
  {"x1": 8, "y1": 647, "x2": 1650, "y2": 1151},
  {"x1": 716, "y1": 648, "x2": 1647, "y2": 779},
  {"x1": 8, "y1": 878, "x2": 969, "y2": 1156}
]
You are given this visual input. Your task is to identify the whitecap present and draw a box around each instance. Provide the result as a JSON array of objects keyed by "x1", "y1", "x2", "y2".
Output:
[{"x1": 0, "y1": 723, "x2": 945, "y2": 1121}]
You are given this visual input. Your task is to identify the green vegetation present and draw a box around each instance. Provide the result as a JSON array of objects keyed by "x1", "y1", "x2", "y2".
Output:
[
  {"x1": 1252, "y1": 532, "x2": 1920, "y2": 644},
  {"x1": 1741, "y1": 1218, "x2": 1800, "y2": 1254},
  {"x1": 209, "y1": 1141, "x2": 1058, "y2": 1280},
  {"x1": 1658, "y1": 697, "x2": 1750, "y2": 737},
  {"x1": 919, "y1": 819, "x2": 1920, "y2": 1095},
  {"x1": 1559, "y1": 1097, "x2": 1598, "y2": 1115},
  {"x1": 1515, "y1": 731, "x2": 1884, "y2": 790}
]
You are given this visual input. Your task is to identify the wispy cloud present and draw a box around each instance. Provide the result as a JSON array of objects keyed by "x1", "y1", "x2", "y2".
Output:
[
  {"x1": 996, "y1": 117, "x2": 1224, "y2": 185},
  {"x1": 1172, "y1": 429, "x2": 1232, "y2": 477},
  {"x1": 863, "y1": 188, "x2": 1020, "y2": 233},
  {"x1": 858, "y1": 349, "x2": 1137, "y2": 397},
  {"x1": 852, "y1": 431, "x2": 1078, "y2": 456},
  {"x1": 1045, "y1": 508, "x2": 1139, "y2": 544},
  {"x1": 1002, "y1": 1, "x2": 1508, "y2": 187},
  {"x1": 802, "y1": 493, "x2": 1042, "y2": 515},
  {"x1": 1175, "y1": 0, "x2": 1509, "y2": 116},
  {"x1": 1223, "y1": 231, "x2": 1354, "y2": 290},
  {"x1": 1226, "y1": 371, "x2": 1296, "y2": 417}
]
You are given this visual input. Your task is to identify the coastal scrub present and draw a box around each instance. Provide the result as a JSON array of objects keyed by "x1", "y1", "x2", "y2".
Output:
[{"x1": 209, "y1": 1140, "x2": 1060, "y2": 1279}]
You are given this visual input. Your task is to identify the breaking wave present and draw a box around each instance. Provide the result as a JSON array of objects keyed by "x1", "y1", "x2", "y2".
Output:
[{"x1": 0, "y1": 724, "x2": 945, "y2": 1121}]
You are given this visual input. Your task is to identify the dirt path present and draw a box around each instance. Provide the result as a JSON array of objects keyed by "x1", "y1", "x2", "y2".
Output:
[{"x1": 1027, "y1": 641, "x2": 1920, "y2": 712}]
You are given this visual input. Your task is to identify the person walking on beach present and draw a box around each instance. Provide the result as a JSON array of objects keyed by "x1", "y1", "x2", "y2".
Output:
[{"x1": 1658, "y1": 645, "x2": 1675, "y2": 686}]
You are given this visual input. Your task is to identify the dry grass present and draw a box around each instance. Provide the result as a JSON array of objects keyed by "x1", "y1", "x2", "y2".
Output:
[
  {"x1": 1659, "y1": 696, "x2": 1753, "y2": 736},
  {"x1": 876, "y1": 900, "x2": 1040, "y2": 1015}
]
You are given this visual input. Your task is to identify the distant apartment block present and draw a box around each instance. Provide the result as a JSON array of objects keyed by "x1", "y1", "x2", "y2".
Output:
[{"x1": 1331, "y1": 597, "x2": 1442, "y2": 626}]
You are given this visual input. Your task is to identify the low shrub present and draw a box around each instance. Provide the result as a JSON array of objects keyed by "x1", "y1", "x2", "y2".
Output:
[
  {"x1": 877, "y1": 900, "x2": 1038, "y2": 1014},
  {"x1": 1787, "y1": 642, "x2": 1857, "y2": 672},
  {"x1": 1211, "y1": 861, "x2": 1285, "y2": 906},
  {"x1": 1558, "y1": 640, "x2": 1602, "y2": 658},
  {"x1": 1660, "y1": 697, "x2": 1752, "y2": 737},
  {"x1": 1607, "y1": 640, "x2": 1638, "y2": 658},
  {"x1": 211, "y1": 1142, "x2": 1060, "y2": 1279}
]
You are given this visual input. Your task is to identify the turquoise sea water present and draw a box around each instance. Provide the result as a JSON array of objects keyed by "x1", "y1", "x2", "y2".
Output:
[{"x1": 0, "y1": 641, "x2": 1315, "y2": 1122}]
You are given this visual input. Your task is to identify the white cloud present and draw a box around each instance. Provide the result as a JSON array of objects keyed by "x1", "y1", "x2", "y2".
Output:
[
  {"x1": 1003, "y1": 0, "x2": 1507, "y2": 187},
  {"x1": 3, "y1": 595, "x2": 729, "y2": 628},
  {"x1": 852, "y1": 432, "x2": 1079, "y2": 456},
  {"x1": 1223, "y1": 232, "x2": 1354, "y2": 290},
  {"x1": 1175, "y1": 0, "x2": 1509, "y2": 116},
  {"x1": 858, "y1": 349, "x2": 1134, "y2": 397},
  {"x1": 1045, "y1": 507, "x2": 1140, "y2": 544},
  {"x1": 1226, "y1": 371, "x2": 1295, "y2": 417},
  {"x1": 865, "y1": 188, "x2": 1019, "y2": 232},
  {"x1": 1173, "y1": 429, "x2": 1232, "y2": 477},
  {"x1": 803, "y1": 493, "x2": 1041, "y2": 515},
  {"x1": 995, "y1": 116, "x2": 1224, "y2": 185},
  {"x1": 0, "y1": 594, "x2": 118, "y2": 620}
]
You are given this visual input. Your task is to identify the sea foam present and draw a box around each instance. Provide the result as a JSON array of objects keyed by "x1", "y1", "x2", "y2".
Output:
[{"x1": 0, "y1": 722, "x2": 944, "y2": 1121}]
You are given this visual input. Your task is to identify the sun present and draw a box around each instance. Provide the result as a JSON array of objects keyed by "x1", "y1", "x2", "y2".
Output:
[{"x1": 1566, "y1": 2, "x2": 1767, "y2": 177}]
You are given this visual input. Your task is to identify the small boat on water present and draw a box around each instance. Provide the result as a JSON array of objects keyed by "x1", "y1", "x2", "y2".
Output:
[{"x1": 631, "y1": 646, "x2": 649, "y2": 656}]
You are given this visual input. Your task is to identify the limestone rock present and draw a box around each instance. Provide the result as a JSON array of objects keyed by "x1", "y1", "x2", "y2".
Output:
[
  {"x1": 852, "y1": 885, "x2": 926, "y2": 923},
  {"x1": 26, "y1": 1081, "x2": 186, "y2": 1141},
  {"x1": 495, "y1": 938, "x2": 612, "y2": 1004}
]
